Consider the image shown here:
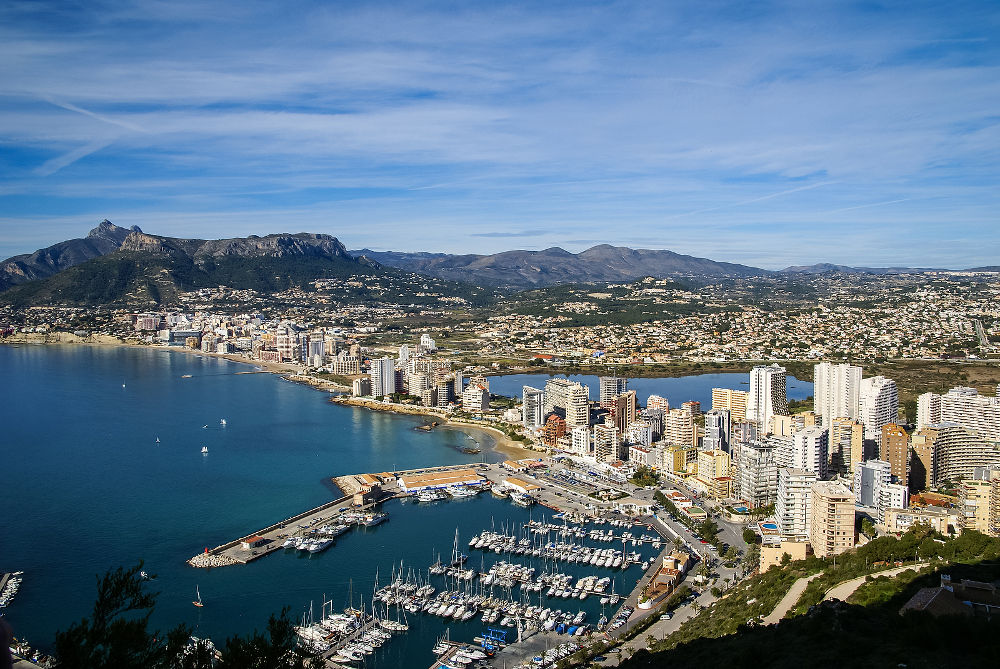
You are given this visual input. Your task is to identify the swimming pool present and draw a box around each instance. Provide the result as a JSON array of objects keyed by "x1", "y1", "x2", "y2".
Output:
[{"x1": 760, "y1": 522, "x2": 778, "y2": 530}]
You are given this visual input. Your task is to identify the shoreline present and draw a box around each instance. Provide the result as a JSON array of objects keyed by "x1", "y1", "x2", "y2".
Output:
[
  {"x1": 1, "y1": 335, "x2": 531, "y2": 459},
  {"x1": 0, "y1": 332, "x2": 352, "y2": 388},
  {"x1": 330, "y1": 395, "x2": 538, "y2": 460}
]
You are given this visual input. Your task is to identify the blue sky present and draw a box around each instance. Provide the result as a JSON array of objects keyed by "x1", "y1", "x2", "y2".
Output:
[{"x1": 1, "y1": 0, "x2": 998, "y2": 269}]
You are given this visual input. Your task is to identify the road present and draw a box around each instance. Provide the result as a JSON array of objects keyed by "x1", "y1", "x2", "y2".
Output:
[
  {"x1": 762, "y1": 573, "x2": 822, "y2": 624},
  {"x1": 822, "y1": 565, "x2": 920, "y2": 602}
]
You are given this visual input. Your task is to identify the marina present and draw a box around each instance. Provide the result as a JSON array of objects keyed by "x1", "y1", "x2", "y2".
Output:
[
  {"x1": 183, "y1": 455, "x2": 690, "y2": 666},
  {"x1": 1, "y1": 571, "x2": 24, "y2": 609}
]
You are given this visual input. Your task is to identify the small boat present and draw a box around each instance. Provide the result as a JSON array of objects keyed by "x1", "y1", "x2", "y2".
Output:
[
  {"x1": 201, "y1": 446, "x2": 209, "y2": 454},
  {"x1": 122, "y1": 383, "x2": 126, "y2": 388},
  {"x1": 220, "y1": 418, "x2": 227, "y2": 426},
  {"x1": 193, "y1": 585, "x2": 204, "y2": 607},
  {"x1": 139, "y1": 571, "x2": 152, "y2": 580}
]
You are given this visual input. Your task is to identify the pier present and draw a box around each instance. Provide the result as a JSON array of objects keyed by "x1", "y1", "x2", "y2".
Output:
[
  {"x1": 187, "y1": 462, "x2": 492, "y2": 568},
  {"x1": 187, "y1": 458, "x2": 660, "y2": 570}
]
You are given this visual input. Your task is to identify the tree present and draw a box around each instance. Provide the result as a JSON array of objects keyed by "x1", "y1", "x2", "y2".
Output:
[
  {"x1": 698, "y1": 519, "x2": 720, "y2": 543},
  {"x1": 54, "y1": 563, "x2": 194, "y2": 669},
  {"x1": 742, "y1": 527, "x2": 758, "y2": 545},
  {"x1": 55, "y1": 563, "x2": 319, "y2": 669}
]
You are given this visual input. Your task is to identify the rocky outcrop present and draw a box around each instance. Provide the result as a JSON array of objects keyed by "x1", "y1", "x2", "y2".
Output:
[{"x1": 0, "y1": 220, "x2": 139, "y2": 291}]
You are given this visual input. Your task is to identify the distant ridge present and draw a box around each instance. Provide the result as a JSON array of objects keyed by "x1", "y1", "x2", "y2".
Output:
[
  {"x1": 353, "y1": 243, "x2": 767, "y2": 287},
  {"x1": 0, "y1": 220, "x2": 139, "y2": 291},
  {"x1": 1, "y1": 230, "x2": 374, "y2": 306},
  {"x1": 781, "y1": 262, "x2": 942, "y2": 275}
]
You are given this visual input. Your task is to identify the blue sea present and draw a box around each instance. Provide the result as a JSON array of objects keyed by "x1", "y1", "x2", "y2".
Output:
[{"x1": 0, "y1": 345, "x2": 811, "y2": 666}]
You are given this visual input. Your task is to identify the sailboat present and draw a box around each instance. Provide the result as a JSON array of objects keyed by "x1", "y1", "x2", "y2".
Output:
[
  {"x1": 193, "y1": 585, "x2": 204, "y2": 607},
  {"x1": 220, "y1": 418, "x2": 227, "y2": 427},
  {"x1": 201, "y1": 446, "x2": 209, "y2": 454},
  {"x1": 155, "y1": 437, "x2": 160, "y2": 444}
]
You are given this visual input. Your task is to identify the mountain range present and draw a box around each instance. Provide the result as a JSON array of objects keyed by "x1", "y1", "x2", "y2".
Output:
[
  {"x1": 0, "y1": 225, "x2": 375, "y2": 306},
  {"x1": 2, "y1": 221, "x2": 994, "y2": 306},
  {"x1": 353, "y1": 244, "x2": 765, "y2": 286}
]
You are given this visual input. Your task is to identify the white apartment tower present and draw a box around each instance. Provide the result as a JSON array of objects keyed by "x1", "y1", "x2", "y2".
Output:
[
  {"x1": 570, "y1": 426, "x2": 591, "y2": 456},
  {"x1": 734, "y1": 441, "x2": 778, "y2": 509},
  {"x1": 776, "y1": 468, "x2": 817, "y2": 539},
  {"x1": 522, "y1": 386, "x2": 545, "y2": 429},
  {"x1": 813, "y1": 362, "x2": 862, "y2": 425},
  {"x1": 918, "y1": 387, "x2": 1000, "y2": 443},
  {"x1": 565, "y1": 384, "x2": 591, "y2": 428},
  {"x1": 791, "y1": 425, "x2": 830, "y2": 479},
  {"x1": 370, "y1": 357, "x2": 397, "y2": 398},
  {"x1": 860, "y1": 376, "x2": 899, "y2": 448},
  {"x1": 749, "y1": 364, "x2": 789, "y2": 433},
  {"x1": 703, "y1": 409, "x2": 731, "y2": 452}
]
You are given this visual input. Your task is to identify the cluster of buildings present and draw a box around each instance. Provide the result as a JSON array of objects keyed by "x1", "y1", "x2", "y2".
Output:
[
  {"x1": 518, "y1": 361, "x2": 1000, "y2": 563},
  {"x1": 479, "y1": 274, "x2": 998, "y2": 364}
]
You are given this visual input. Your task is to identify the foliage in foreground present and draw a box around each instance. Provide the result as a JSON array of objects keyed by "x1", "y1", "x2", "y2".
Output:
[
  {"x1": 620, "y1": 527, "x2": 1000, "y2": 669},
  {"x1": 53, "y1": 563, "x2": 320, "y2": 669}
]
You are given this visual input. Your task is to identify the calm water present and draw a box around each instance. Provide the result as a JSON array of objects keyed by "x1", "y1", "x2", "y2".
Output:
[
  {"x1": 0, "y1": 345, "x2": 521, "y2": 664},
  {"x1": 486, "y1": 372, "x2": 813, "y2": 406},
  {"x1": 0, "y1": 347, "x2": 804, "y2": 665}
]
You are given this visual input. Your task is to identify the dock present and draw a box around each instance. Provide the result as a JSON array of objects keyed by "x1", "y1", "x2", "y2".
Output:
[
  {"x1": 187, "y1": 458, "x2": 645, "y2": 569},
  {"x1": 187, "y1": 494, "x2": 357, "y2": 567}
]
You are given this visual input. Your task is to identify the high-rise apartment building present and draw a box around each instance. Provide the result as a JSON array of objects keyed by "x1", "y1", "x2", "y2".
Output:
[
  {"x1": 712, "y1": 388, "x2": 748, "y2": 423},
  {"x1": 854, "y1": 460, "x2": 891, "y2": 507},
  {"x1": 646, "y1": 394, "x2": 670, "y2": 412},
  {"x1": 703, "y1": 409, "x2": 731, "y2": 452},
  {"x1": 614, "y1": 390, "x2": 637, "y2": 433},
  {"x1": 522, "y1": 386, "x2": 545, "y2": 429},
  {"x1": 917, "y1": 387, "x2": 1000, "y2": 443},
  {"x1": 594, "y1": 424, "x2": 622, "y2": 463},
  {"x1": 881, "y1": 423, "x2": 909, "y2": 482},
  {"x1": 565, "y1": 384, "x2": 591, "y2": 428},
  {"x1": 776, "y1": 468, "x2": 817, "y2": 539},
  {"x1": 544, "y1": 378, "x2": 589, "y2": 424},
  {"x1": 813, "y1": 362, "x2": 862, "y2": 426},
  {"x1": 663, "y1": 407, "x2": 697, "y2": 447},
  {"x1": 859, "y1": 376, "x2": 898, "y2": 449},
  {"x1": 542, "y1": 415, "x2": 567, "y2": 449},
  {"x1": 570, "y1": 426, "x2": 591, "y2": 457},
  {"x1": 791, "y1": 426, "x2": 829, "y2": 479},
  {"x1": 370, "y1": 357, "x2": 397, "y2": 398},
  {"x1": 733, "y1": 440, "x2": 778, "y2": 509},
  {"x1": 829, "y1": 417, "x2": 865, "y2": 476},
  {"x1": 749, "y1": 364, "x2": 788, "y2": 434},
  {"x1": 599, "y1": 376, "x2": 628, "y2": 409},
  {"x1": 909, "y1": 423, "x2": 1000, "y2": 489},
  {"x1": 627, "y1": 420, "x2": 653, "y2": 448},
  {"x1": 959, "y1": 471, "x2": 999, "y2": 535},
  {"x1": 809, "y1": 481, "x2": 856, "y2": 558},
  {"x1": 462, "y1": 380, "x2": 489, "y2": 413},
  {"x1": 695, "y1": 450, "x2": 733, "y2": 500},
  {"x1": 436, "y1": 381, "x2": 453, "y2": 408},
  {"x1": 916, "y1": 392, "x2": 942, "y2": 428}
]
